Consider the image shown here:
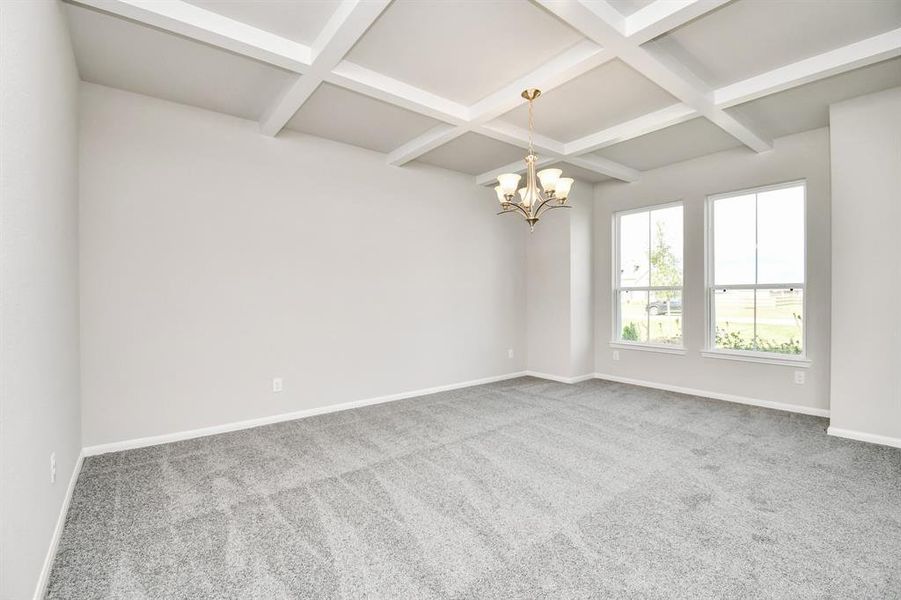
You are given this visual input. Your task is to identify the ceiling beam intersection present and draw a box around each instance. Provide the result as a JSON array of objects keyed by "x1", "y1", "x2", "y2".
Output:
[
  {"x1": 536, "y1": 0, "x2": 772, "y2": 153},
  {"x1": 258, "y1": 0, "x2": 391, "y2": 136}
]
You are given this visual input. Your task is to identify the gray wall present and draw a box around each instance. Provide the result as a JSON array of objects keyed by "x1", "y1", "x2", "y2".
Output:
[
  {"x1": 525, "y1": 184, "x2": 594, "y2": 379},
  {"x1": 0, "y1": 1, "x2": 82, "y2": 598},
  {"x1": 593, "y1": 128, "x2": 831, "y2": 413},
  {"x1": 78, "y1": 84, "x2": 527, "y2": 447},
  {"x1": 829, "y1": 87, "x2": 901, "y2": 443}
]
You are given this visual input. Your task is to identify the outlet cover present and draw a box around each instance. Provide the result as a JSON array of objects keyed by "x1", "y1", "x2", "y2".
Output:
[
  {"x1": 794, "y1": 371, "x2": 805, "y2": 385},
  {"x1": 272, "y1": 377, "x2": 283, "y2": 393},
  {"x1": 613, "y1": 350, "x2": 620, "y2": 361}
]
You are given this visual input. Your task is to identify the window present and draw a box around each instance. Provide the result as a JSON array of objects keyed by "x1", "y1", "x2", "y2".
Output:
[
  {"x1": 707, "y1": 181, "x2": 805, "y2": 357},
  {"x1": 614, "y1": 203, "x2": 683, "y2": 346}
]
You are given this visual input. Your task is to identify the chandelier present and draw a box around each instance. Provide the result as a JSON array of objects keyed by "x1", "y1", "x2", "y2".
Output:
[{"x1": 494, "y1": 88, "x2": 574, "y2": 232}]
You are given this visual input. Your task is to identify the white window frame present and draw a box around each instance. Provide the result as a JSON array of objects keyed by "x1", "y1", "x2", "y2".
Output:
[
  {"x1": 612, "y1": 200, "x2": 685, "y2": 352},
  {"x1": 703, "y1": 179, "x2": 810, "y2": 366}
]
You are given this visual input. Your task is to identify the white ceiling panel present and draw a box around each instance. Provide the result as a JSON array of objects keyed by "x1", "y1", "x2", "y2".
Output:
[
  {"x1": 285, "y1": 83, "x2": 445, "y2": 153},
  {"x1": 64, "y1": 3, "x2": 294, "y2": 121},
  {"x1": 649, "y1": 0, "x2": 901, "y2": 87},
  {"x1": 345, "y1": 0, "x2": 584, "y2": 105},
  {"x1": 594, "y1": 117, "x2": 743, "y2": 171},
  {"x1": 417, "y1": 133, "x2": 527, "y2": 175},
  {"x1": 183, "y1": 0, "x2": 339, "y2": 45},
  {"x1": 608, "y1": 0, "x2": 656, "y2": 17},
  {"x1": 496, "y1": 59, "x2": 677, "y2": 142},
  {"x1": 726, "y1": 57, "x2": 901, "y2": 141},
  {"x1": 550, "y1": 162, "x2": 611, "y2": 184}
]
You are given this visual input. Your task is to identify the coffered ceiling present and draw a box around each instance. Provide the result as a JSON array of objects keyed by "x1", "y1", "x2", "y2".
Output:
[{"x1": 63, "y1": 0, "x2": 901, "y2": 186}]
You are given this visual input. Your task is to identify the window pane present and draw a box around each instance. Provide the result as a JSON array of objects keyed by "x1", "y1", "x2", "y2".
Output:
[
  {"x1": 648, "y1": 291, "x2": 682, "y2": 345},
  {"x1": 713, "y1": 194, "x2": 756, "y2": 285},
  {"x1": 755, "y1": 288, "x2": 803, "y2": 354},
  {"x1": 713, "y1": 289, "x2": 755, "y2": 351},
  {"x1": 619, "y1": 290, "x2": 648, "y2": 342},
  {"x1": 757, "y1": 185, "x2": 804, "y2": 284},
  {"x1": 619, "y1": 212, "x2": 648, "y2": 288},
  {"x1": 650, "y1": 205, "x2": 683, "y2": 287}
]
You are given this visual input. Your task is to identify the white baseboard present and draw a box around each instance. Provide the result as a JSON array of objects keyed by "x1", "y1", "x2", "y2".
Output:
[
  {"x1": 33, "y1": 450, "x2": 84, "y2": 600},
  {"x1": 826, "y1": 426, "x2": 901, "y2": 449},
  {"x1": 82, "y1": 371, "x2": 529, "y2": 456},
  {"x1": 523, "y1": 371, "x2": 596, "y2": 384},
  {"x1": 593, "y1": 373, "x2": 831, "y2": 418}
]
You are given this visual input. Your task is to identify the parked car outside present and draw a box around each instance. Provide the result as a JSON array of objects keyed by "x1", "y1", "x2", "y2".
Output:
[{"x1": 647, "y1": 298, "x2": 682, "y2": 315}]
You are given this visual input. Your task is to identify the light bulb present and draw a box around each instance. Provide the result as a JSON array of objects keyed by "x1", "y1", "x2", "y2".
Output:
[
  {"x1": 537, "y1": 168, "x2": 562, "y2": 192},
  {"x1": 497, "y1": 173, "x2": 521, "y2": 196},
  {"x1": 555, "y1": 177, "x2": 574, "y2": 200},
  {"x1": 494, "y1": 185, "x2": 507, "y2": 204}
]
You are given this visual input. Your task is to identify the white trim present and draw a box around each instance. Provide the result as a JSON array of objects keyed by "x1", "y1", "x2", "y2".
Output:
[
  {"x1": 68, "y1": 0, "x2": 312, "y2": 73},
  {"x1": 826, "y1": 427, "x2": 901, "y2": 449},
  {"x1": 536, "y1": 0, "x2": 772, "y2": 153},
  {"x1": 564, "y1": 103, "x2": 697, "y2": 156},
  {"x1": 82, "y1": 372, "x2": 528, "y2": 456},
  {"x1": 258, "y1": 0, "x2": 391, "y2": 136},
  {"x1": 524, "y1": 370, "x2": 596, "y2": 384},
  {"x1": 714, "y1": 28, "x2": 901, "y2": 109},
  {"x1": 700, "y1": 350, "x2": 811, "y2": 367},
  {"x1": 625, "y1": 0, "x2": 732, "y2": 43},
  {"x1": 705, "y1": 179, "x2": 808, "y2": 358},
  {"x1": 33, "y1": 450, "x2": 84, "y2": 600},
  {"x1": 593, "y1": 373, "x2": 830, "y2": 417},
  {"x1": 609, "y1": 342, "x2": 686, "y2": 355}
]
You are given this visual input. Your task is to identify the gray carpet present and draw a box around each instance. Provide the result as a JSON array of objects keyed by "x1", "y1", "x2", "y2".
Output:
[{"x1": 47, "y1": 377, "x2": 901, "y2": 599}]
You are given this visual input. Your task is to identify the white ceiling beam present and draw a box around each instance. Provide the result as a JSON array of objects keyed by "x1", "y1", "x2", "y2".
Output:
[
  {"x1": 565, "y1": 103, "x2": 698, "y2": 155},
  {"x1": 326, "y1": 61, "x2": 469, "y2": 125},
  {"x1": 537, "y1": 0, "x2": 771, "y2": 152},
  {"x1": 259, "y1": 0, "x2": 390, "y2": 136},
  {"x1": 566, "y1": 155, "x2": 640, "y2": 183},
  {"x1": 476, "y1": 122, "x2": 566, "y2": 156},
  {"x1": 625, "y1": 0, "x2": 732, "y2": 44},
  {"x1": 715, "y1": 27, "x2": 901, "y2": 108},
  {"x1": 386, "y1": 125, "x2": 464, "y2": 166},
  {"x1": 467, "y1": 42, "x2": 613, "y2": 124},
  {"x1": 67, "y1": 0, "x2": 311, "y2": 73},
  {"x1": 380, "y1": 43, "x2": 613, "y2": 167},
  {"x1": 471, "y1": 123, "x2": 638, "y2": 182}
]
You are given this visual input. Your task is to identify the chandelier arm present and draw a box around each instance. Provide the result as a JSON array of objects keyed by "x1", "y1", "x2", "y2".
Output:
[
  {"x1": 532, "y1": 197, "x2": 555, "y2": 217},
  {"x1": 535, "y1": 203, "x2": 571, "y2": 219},
  {"x1": 496, "y1": 204, "x2": 530, "y2": 218}
]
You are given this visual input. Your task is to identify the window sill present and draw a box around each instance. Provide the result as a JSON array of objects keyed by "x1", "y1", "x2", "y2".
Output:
[
  {"x1": 610, "y1": 342, "x2": 686, "y2": 356},
  {"x1": 701, "y1": 350, "x2": 811, "y2": 367}
]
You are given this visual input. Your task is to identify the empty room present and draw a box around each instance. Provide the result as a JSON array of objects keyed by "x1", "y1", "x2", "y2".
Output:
[{"x1": 3, "y1": 0, "x2": 901, "y2": 598}]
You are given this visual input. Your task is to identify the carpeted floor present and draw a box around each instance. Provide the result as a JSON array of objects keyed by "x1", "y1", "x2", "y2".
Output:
[{"x1": 48, "y1": 377, "x2": 901, "y2": 599}]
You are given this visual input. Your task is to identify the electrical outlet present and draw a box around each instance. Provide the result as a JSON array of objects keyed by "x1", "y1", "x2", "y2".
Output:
[
  {"x1": 272, "y1": 377, "x2": 283, "y2": 393},
  {"x1": 49, "y1": 452, "x2": 56, "y2": 484},
  {"x1": 794, "y1": 371, "x2": 805, "y2": 385},
  {"x1": 507, "y1": 348, "x2": 514, "y2": 359},
  {"x1": 612, "y1": 350, "x2": 620, "y2": 361}
]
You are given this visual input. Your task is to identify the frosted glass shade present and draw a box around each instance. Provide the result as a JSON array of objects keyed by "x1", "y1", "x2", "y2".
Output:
[
  {"x1": 555, "y1": 177, "x2": 574, "y2": 199},
  {"x1": 497, "y1": 173, "x2": 521, "y2": 195},
  {"x1": 537, "y1": 168, "x2": 562, "y2": 192},
  {"x1": 494, "y1": 185, "x2": 507, "y2": 204}
]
